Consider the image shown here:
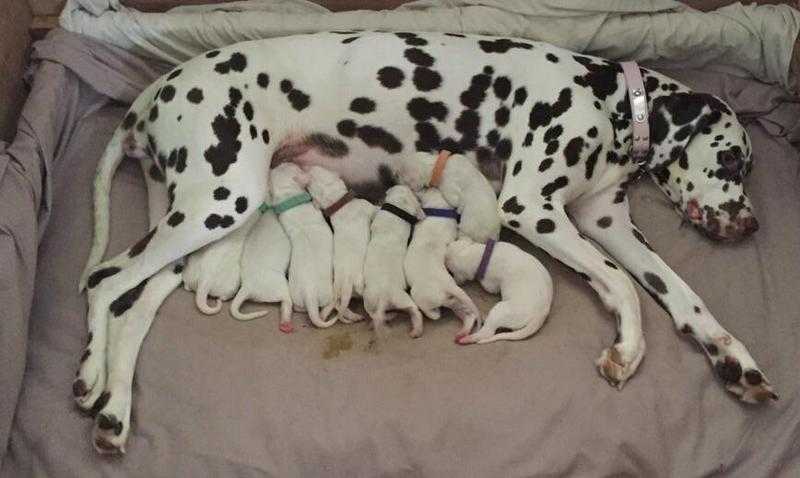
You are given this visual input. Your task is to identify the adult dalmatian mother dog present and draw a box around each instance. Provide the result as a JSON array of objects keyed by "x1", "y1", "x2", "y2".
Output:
[{"x1": 77, "y1": 30, "x2": 776, "y2": 452}]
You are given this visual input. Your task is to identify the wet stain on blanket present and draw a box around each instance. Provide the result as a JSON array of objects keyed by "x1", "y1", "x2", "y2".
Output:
[{"x1": 322, "y1": 332, "x2": 353, "y2": 359}]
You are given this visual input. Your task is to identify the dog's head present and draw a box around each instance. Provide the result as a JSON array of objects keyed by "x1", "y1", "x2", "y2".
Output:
[
  {"x1": 306, "y1": 165, "x2": 347, "y2": 208},
  {"x1": 395, "y1": 152, "x2": 436, "y2": 191},
  {"x1": 385, "y1": 184, "x2": 425, "y2": 221},
  {"x1": 270, "y1": 162, "x2": 308, "y2": 199},
  {"x1": 647, "y1": 92, "x2": 757, "y2": 241},
  {"x1": 445, "y1": 238, "x2": 477, "y2": 284}
]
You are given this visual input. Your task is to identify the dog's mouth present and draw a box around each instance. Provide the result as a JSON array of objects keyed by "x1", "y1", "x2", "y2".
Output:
[{"x1": 685, "y1": 199, "x2": 759, "y2": 242}]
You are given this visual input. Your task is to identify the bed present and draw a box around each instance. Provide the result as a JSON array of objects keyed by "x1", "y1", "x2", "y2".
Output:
[{"x1": 1, "y1": 1, "x2": 799, "y2": 476}]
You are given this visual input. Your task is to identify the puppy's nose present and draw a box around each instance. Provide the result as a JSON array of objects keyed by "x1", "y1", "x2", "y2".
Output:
[{"x1": 737, "y1": 216, "x2": 759, "y2": 237}]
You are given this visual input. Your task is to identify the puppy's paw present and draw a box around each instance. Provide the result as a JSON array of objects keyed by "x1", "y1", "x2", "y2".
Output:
[
  {"x1": 596, "y1": 339, "x2": 645, "y2": 390},
  {"x1": 279, "y1": 321, "x2": 295, "y2": 334}
]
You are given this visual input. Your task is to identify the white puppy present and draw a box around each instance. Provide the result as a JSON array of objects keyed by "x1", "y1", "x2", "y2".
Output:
[
  {"x1": 363, "y1": 185, "x2": 425, "y2": 338},
  {"x1": 305, "y1": 166, "x2": 377, "y2": 323},
  {"x1": 396, "y1": 151, "x2": 500, "y2": 243},
  {"x1": 182, "y1": 215, "x2": 256, "y2": 314},
  {"x1": 404, "y1": 188, "x2": 480, "y2": 340},
  {"x1": 445, "y1": 237, "x2": 553, "y2": 344},
  {"x1": 270, "y1": 162, "x2": 336, "y2": 328},
  {"x1": 229, "y1": 193, "x2": 293, "y2": 333}
]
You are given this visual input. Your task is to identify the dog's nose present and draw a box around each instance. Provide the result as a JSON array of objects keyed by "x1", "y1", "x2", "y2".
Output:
[{"x1": 737, "y1": 215, "x2": 759, "y2": 237}]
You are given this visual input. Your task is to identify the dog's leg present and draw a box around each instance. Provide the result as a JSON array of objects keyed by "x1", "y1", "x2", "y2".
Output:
[
  {"x1": 570, "y1": 191, "x2": 777, "y2": 403},
  {"x1": 497, "y1": 194, "x2": 646, "y2": 388}
]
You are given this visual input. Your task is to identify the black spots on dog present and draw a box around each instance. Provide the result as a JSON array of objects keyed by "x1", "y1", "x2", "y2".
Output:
[
  {"x1": 159, "y1": 85, "x2": 176, "y2": 103},
  {"x1": 478, "y1": 38, "x2": 533, "y2": 54},
  {"x1": 250, "y1": 125, "x2": 257, "y2": 139},
  {"x1": 544, "y1": 125, "x2": 563, "y2": 143},
  {"x1": 495, "y1": 138, "x2": 512, "y2": 160},
  {"x1": 235, "y1": 196, "x2": 248, "y2": 214},
  {"x1": 243, "y1": 101, "x2": 254, "y2": 121},
  {"x1": 256, "y1": 73, "x2": 270, "y2": 89},
  {"x1": 536, "y1": 219, "x2": 556, "y2": 234},
  {"x1": 122, "y1": 111, "x2": 137, "y2": 130},
  {"x1": 453, "y1": 109, "x2": 480, "y2": 150},
  {"x1": 587, "y1": 126, "x2": 598, "y2": 138},
  {"x1": 673, "y1": 124, "x2": 693, "y2": 142},
  {"x1": 413, "y1": 67, "x2": 442, "y2": 92},
  {"x1": 705, "y1": 342, "x2": 719, "y2": 356},
  {"x1": 445, "y1": 32, "x2": 466, "y2": 38},
  {"x1": 541, "y1": 176, "x2": 568, "y2": 197},
  {"x1": 486, "y1": 129, "x2": 499, "y2": 146},
  {"x1": 128, "y1": 228, "x2": 157, "y2": 258},
  {"x1": 604, "y1": 260, "x2": 618, "y2": 270},
  {"x1": 97, "y1": 413, "x2": 124, "y2": 436},
  {"x1": 351, "y1": 97, "x2": 377, "y2": 114},
  {"x1": 670, "y1": 146, "x2": 689, "y2": 170},
  {"x1": 644, "y1": 272, "x2": 668, "y2": 294},
  {"x1": 529, "y1": 88, "x2": 572, "y2": 131},
  {"x1": 512, "y1": 160, "x2": 522, "y2": 176},
  {"x1": 148, "y1": 105, "x2": 159, "y2": 122},
  {"x1": 546, "y1": 53, "x2": 558, "y2": 63},
  {"x1": 652, "y1": 165, "x2": 671, "y2": 186},
  {"x1": 632, "y1": 228, "x2": 654, "y2": 251},
  {"x1": 175, "y1": 147, "x2": 188, "y2": 173},
  {"x1": 205, "y1": 214, "x2": 235, "y2": 230},
  {"x1": 714, "y1": 134, "x2": 724, "y2": 141},
  {"x1": 186, "y1": 87, "x2": 204, "y2": 104},
  {"x1": 213, "y1": 186, "x2": 230, "y2": 200},
  {"x1": 594, "y1": 100, "x2": 602, "y2": 110},
  {"x1": 342, "y1": 36, "x2": 360, "y2": 44},
  {"x1": 206, "y1": 50, "x2": 220, "y2": 58},
  {"x1": 337, "y1": 119, "x2": 402, "y2": 154},
  {"x1": 644, "y1": 75, "x2": 659, "y2": 95},
  {"x1": 136, "y1": 120, "x2": 146, "y2": 132},
  {"x1": 413, "y1": 122, "x2": 439, "y2": 152},
  {"x1": 308, "y1": 133, "x2": 349, "y2": 157},
  {"x1": 286, "y1": 87, "x2": 311, "y2": 111},
  {"x1": 378, "y1": 164, "x2": 397, "y2": 189},
  {"x1": 204, "y1": 87, "x2": 243, "y2": 176},
  {"x1": 563, "y1": 137, "x2": 584, "y2": 167},
  {"x1": 87, "y1": 266, "x2": 121, "y2": 289},
  {"x1": 377, "y1": 66, "x2": 404, "y2": 89},
  {"x1": 495, "y1": 106, "x2": 510, "y2": 127},
  {"x1": 513, "y1": 87, "x2": 528, "y2": 106},
  {"x1": 585, "y1": 144, "x2": 602, "y2": 179},
  {"x1": 214, "y1": 52, "x2": 247, "y2": 74},
  {"x1": 718, "y1": 197, "x2": 747, "y2": 221},
  {"x1": 694, "y1": 305, "x2": 701, "y2": 314},
  {"x1": 173, "y1": 263, "x2": 184, "y2": 274},
  {"x1": 109, "y1": 279, "x2": 149, "y2": 318},
  {"x1": 262, "y1": 129, "x2": 270, "y2": 144},
  {"x1": 543, "y1": 203, "x2": 554, "y2": 211},
  {"x1": 681, "y1": 324, "x2": 694, "y2": 335},
  {"x1": 744, "y1": 369, "x2": 763, "y2": 385},
  {"x1": 715, "y1": 356, "x2": 743, "y2": 383},
  {"x1": 461, "y1": 71, "x2": 493, "y2": 109},
  {"x1": 147, "y1": 163, "x2": 165, "y2": 183},
  {"x1": 396, "y1": 32, "x2": 428, "y2": 46},
  {"x1": 407, "y1": 97, "x2": 447, "y2": 122},
  {"x1": 80, "y1": 349, "x2": 91, "y2": 363},
  {"x1": 572, "y1": 57, "x2": 621, "y2": 100},
  {"x1": 502, "y1": 196, "x2": 525, "y2": 215},
  {"x1": 523, "y1": 132, "x2": 534, "y2": 147},
  {"x1": 544, "y1": 141, "x2": 559, "y2": 156},
  {"x1": 405, "y1": 48, "x2": 434, "y2": 67},
  {"x1": 167, "y1": 211, "x2": 185, "y2": 227},
  {"x1": 538, "y1": 158, "x2": 553, "y2": 173},
  {"x1": 597, "y1": 216, "x2": 612, "y2": 229},
  {"x1": 508, "y1": 220, "x2": 520, "y2": 228},
  {"x1": 649, "y1": 112, "x2": 670, "y2": 145},
  {"x1": 493, "y1": 76, "x2": 511, "y2": 100}
]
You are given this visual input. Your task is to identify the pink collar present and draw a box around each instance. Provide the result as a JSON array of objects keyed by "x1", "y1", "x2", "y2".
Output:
[{"x1": 620, "y1": 61, "x2": 650, "y2": 162}]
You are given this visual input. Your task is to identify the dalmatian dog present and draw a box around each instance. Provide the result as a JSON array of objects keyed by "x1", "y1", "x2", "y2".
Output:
[
  {"x1": 270, "y1": 162, "x2": 336, "y2": 329},
  {"x1": 181, "y1": 213, "x2": 256, "y2": 314},
  {"x1": 229, "y1": 192, "x2": 292, "y2": 330},
  {"x1": 396, "y1": 151, "x2": 501, "y2": 243},
  {"x1": 305, "y1": 165, "x2": 377, "y2": 322},
  {"x1": 446, "y1": 237, "x2": 553, "y2": 345},
  {"x1": 363, "y1": 185, "x2": 425, "y2": 338},
  {"x1": 78, "y1": 31, "x2": 777, "y2": 452},
  {"x1": 405, "y1": 188, "x2": 480, "y2": 339}
]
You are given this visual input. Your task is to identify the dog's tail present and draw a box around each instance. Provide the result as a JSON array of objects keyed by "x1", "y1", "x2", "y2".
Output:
[
  {"x1": 79, "y1": 88, "x2": 157, "y2": 292},
  {"x1": 305, "y1": 291, "x2": 337, "y2": 328},
  {"x1": 230, "y1": 287, "x2": 269, "y2": 321},
  {"x1": 195, "y1": 282, "x2": 223, "y2": 315}
]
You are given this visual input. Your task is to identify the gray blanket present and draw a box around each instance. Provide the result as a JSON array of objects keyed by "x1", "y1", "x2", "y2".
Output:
[{"x1": 1, "y1": 28, "x2": 799, "y2": 476}]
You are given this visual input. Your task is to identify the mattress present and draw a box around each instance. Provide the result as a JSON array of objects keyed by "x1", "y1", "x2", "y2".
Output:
[{"x1": 1, "y1": 29, "x2": 800, "y2": 478}]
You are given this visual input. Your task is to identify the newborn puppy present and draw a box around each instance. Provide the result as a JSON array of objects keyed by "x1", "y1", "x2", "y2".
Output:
[
  {"x1": 182, "y1": 215, "x2": 256, "y2": 314},
  {"x1": 230, "y1": 193, "x2": 293, "y2": 333},
  {"x1": 396, "y1": 151, "x2": 500, "y2": 243},
  {"x1": 446, "y1": 237, "x2": 553, "y2": 344},
  {"x1": 405, "y1": 188, "x2": 480, "y2": 340},
  {"x1": 306, "y1": 166, "x2": 377, "y2": 323},
  {"x1": 363, "y1": 185, "x2": 425, "y2": 338},
  {"x1": 270, "y1": 162, "x2": 336, "y2": 328}
]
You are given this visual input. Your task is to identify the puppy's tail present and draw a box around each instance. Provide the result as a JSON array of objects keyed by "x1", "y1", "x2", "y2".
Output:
[
  {"x1": 230, "y1": 287, "x2": 269, "y2": 321},
  {"x1": 305, "y1": 291, "x2": 337, "y2": 328},
  {"x1": 196, "y1": 282, "x2": 223, "y2": 315}
]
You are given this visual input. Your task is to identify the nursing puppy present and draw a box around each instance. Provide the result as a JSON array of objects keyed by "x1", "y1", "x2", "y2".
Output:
[
  {"x1": 363, "y1": 185, "x2": 425, "y2": 338},
  {"x1": 229, "y1": 193, "x2": 293, "y2": 333},
  {"x1": 182, "y1": 215, "x2": 255, "y2": 314},
  {"x1": 305, "y1": 166, "x2": 377, "y2": 323},
  {"x1": 396, "y1": 151, "x2": 501, "y2": 243},
  {"x1": 270, "y1": 163, "x2": 336, "y2": 328},
  {"x1": 446, "y1": 237, "x2": 553, "y2": 345},
  {"x1": 404, "y1": 188, "x2": 480, "y2": 340}
]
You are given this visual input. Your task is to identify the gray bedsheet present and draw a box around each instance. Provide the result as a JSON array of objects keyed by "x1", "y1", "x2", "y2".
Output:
[{"x1": 1, "y1": 30, "x2": 799, "y2": 477}]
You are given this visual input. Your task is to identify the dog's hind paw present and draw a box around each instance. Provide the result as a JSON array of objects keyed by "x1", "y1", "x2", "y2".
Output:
[
  {"x1": 596, "y1": 340, "x2": 645, "y2": 390},
  {"x1": 712, "y1": 355, "x2": 778, "y2": 404}
]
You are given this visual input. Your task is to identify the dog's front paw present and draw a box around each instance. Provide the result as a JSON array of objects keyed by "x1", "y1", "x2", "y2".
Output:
[
  {"x1": 596, "y1": 338, "x2": 645, "y2": 390},
  {"x1": 711, "y1": 353, "x2": 777, "y2": 404},
  {"x1": 73, "y1": 341, "x2": 107, "y2": 412},
  {"x1": 92, "y1": 391, "x2": 132, "y2": 455}
]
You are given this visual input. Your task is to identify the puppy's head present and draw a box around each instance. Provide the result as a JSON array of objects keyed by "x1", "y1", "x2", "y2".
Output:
[
  {"x1": 417, "y1": 187, "x2": 449, "y2": 209},
  {"x1": 648, "y1": 93, "x2": 757, "y2": 241},
  {"x1": 270, "y1": 162, "x2": 307, "y2": 199},
  {"x1": 445, "y1": 238, "x2": 477, "y2": 284},
  {"x1": 306, "y1": 166, "x2": 347, "y2": 208},
  {"x1": 395, "y1": 152, "x2": 435, "y2": 191},
  {"x1": 385, "y1": 184, "x2": 425, "y2": 221}
]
